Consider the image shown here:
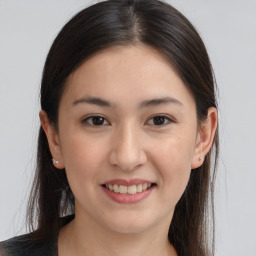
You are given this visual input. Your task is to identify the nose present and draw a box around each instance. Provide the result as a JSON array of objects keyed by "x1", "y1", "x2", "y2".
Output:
[{"x1": 108, "y1": 123, "x2": 147, "y2": 171}]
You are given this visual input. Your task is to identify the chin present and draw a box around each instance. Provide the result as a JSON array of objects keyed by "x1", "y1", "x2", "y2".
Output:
[
  {"x1": 105, "y1": 221, "x2": 152, "y2": 234},
  {"x1": 100, "y1": 211, "x2": 167, "y2": 235}
]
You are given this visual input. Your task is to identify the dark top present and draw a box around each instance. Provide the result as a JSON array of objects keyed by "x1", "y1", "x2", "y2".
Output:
[
  {"x1": 0, "y1": 234, "x2": 57, "y2": 256},
  {"x1": 0, "y1": 215, "x2": 74, "y2": 256}
]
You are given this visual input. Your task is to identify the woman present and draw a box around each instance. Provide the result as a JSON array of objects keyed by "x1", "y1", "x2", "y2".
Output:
[{"x1": 0, "y1": 0, "x2": 218, "y2": 255}]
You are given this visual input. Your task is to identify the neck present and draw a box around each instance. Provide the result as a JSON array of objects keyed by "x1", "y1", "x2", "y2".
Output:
[{"x1": 58, "y1": 213, "x2": 177, "y2": 256}]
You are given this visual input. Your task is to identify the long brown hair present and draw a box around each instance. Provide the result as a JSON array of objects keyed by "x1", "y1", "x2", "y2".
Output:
[{"x1": 27, "y1": 1, "x2": 219, "y2": 255}]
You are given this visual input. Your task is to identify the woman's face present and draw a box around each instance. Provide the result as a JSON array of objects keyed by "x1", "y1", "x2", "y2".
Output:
[{"x1": 47, "y1": 45, "x2": 204, "y2": 233}]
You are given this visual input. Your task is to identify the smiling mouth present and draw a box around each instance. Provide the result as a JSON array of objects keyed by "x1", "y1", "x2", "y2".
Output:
[{"x1": 102, "y1": 183, "x2": 156, "y2": 195}]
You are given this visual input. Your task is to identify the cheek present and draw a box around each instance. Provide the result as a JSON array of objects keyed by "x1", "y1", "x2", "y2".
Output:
[
  {"x1": 60, "y1": 133, "x2": 107, "y2": 186},
  {"x1": 151, "y1": 135, "x2": 195, "y2": 203}
]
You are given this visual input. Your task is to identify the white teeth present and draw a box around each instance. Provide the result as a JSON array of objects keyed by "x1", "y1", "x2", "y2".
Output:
[
  {"x1": 105, "y1": 183, "x2": 153, "y2": 194},
  {"x1": 127, "y1": 185, "x2": 137, "y2": 195},
  {"x1": 136, "y1": 184, "x2": 143, "y2": 193},
  {"x1": 119, "y1": 185, "x2": 128, "y2": 194},
  {"x1": 142, "y1": 183, "x2": 148, "y2": 190},
  {"x1": 113, "y1": 184, "x2": 119, "y2": 193}
]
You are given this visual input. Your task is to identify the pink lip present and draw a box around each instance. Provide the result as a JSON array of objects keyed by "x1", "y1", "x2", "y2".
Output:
[
  {"x1": 103, "y1": 179, "x2": 154, "y2": 186},
  {"x1": 102, "y1": 186, "x2": 154, "y2": 204}
]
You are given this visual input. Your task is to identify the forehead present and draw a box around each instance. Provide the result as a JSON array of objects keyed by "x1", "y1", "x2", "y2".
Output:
[{"x1": 61, "y1": 44, "x2": 195, "y2": 109}]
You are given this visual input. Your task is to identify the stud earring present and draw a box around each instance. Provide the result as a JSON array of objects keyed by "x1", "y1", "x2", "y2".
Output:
[{"x1": 52, "y1": 158, "x2": 59, "y2": 164}]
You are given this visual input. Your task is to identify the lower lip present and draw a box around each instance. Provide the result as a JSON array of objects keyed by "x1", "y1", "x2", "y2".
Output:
[{"x1": 102, "y1": 186, "x2": 154, "y2": 204}]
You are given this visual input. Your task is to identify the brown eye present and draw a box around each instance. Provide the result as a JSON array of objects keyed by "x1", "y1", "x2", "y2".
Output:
[
  {"x1": 147, "y1": 115, "x2": 173, "y2": 126},
  {"x1": 83, "y1": 116, "x2": 110, "y2": 126}
]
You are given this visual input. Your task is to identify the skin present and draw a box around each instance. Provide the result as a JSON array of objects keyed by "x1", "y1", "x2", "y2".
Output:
[{"x1": 40, "y1": 44, "x2": 217, "y2": 256}]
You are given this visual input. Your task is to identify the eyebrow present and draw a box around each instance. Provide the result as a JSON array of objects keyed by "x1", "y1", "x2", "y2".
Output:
[
  {"x1": 72, "y1": 97, "x2": 112, "y2": 107},
  {"x1": 140, "y1": 97, "x2": 183, "y2": 108},
  {"x1": 72, "y1": 96, "x2": 183, "y2": 108}
]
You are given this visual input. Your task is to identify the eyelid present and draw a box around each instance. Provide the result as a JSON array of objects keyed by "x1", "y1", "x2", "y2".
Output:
[
  {"x1": 146, "y1": 114, "x2": 175, "y2": 126},
  {"x1": 81, "y1": 114, "x2": 111, "y2": 126},
  {"x1": 81, "y1": 114, "x2": 175, "y2": 127}
]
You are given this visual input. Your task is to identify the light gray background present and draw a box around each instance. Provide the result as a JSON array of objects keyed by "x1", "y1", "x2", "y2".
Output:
[{"x1": 0, "y1": 1, "x2": 255, "y2": 255}]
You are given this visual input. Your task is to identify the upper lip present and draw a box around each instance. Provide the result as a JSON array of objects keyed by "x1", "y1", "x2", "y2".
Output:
[{"x1": 102, "y1": 179, "x2": 155, "y2": 186}]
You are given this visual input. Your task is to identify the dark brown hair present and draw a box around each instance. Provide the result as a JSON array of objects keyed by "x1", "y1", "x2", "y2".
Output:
[{"x1": 27, "y1": 1, "x2": 219, "y2": 255}]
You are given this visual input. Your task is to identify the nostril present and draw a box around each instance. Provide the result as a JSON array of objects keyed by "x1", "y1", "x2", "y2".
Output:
[{"x1": 108, "y1": 142, "x2": 147, "y2": 172}]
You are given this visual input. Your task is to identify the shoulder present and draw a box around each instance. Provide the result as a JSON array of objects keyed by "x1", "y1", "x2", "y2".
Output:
[
  {"x1": 0, "y1": 215, "x2": 73, "y2": 256},
  {"x1": 0, "y1": 233, "x2": 56, "y2": 256}
]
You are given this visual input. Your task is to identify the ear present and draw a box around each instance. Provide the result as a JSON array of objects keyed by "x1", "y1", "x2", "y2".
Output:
[
  {"x1": 39, "y1": 110, "x2": 65, "y2": 169},
  {"x1": 191, "y1": 107, "x2": 218, "y2": 169}
]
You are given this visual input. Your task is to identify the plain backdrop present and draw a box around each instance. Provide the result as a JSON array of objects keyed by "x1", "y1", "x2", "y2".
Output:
[{"x1": 0, "y1": 0, "x2": 255, "y2": 255}]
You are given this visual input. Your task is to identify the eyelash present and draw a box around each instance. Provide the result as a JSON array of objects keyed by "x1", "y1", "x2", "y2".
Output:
[
  {"x1": 82, "y1": 115, "x2": 110, "y2": 126},
  {"x1": 147, "y1": 115, "x2": 174, "y2": 126},
  {"x1": 82, "y1": 114, "x2": 174, "y2": 127}
]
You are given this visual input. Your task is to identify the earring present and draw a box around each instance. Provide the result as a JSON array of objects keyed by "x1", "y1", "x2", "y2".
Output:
[{"x1": 52, "y1": 158, "x2": 59, "y2": 164}]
